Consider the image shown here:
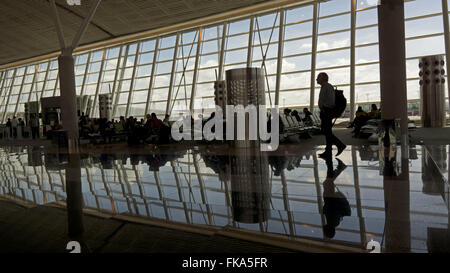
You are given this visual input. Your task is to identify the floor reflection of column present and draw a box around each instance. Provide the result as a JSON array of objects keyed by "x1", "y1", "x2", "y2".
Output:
[
  {"x1": 133, "y1": 164, "x2": 150, "y2": 217},
  {"x1": 6, "y1": 154, "x2": 24, "y2": 201},
  {"x1": 122, "y1": 163, "x2": 139, "y2": 215},
  {"x1": 114, "y1": 163, "x2": 132, "y2": 214},
  {"x1": 193, "y1": 154, "x2": 213, "y2": 226},
  {"x1": 154, "y1": 170, "x2": 170, "y2": 221},
  {"x1": 312, "y1": 152, "x2": 326, "y2": 238},
  {"x1": 85, "y1": 168, "x2": 101, "y2": 211},
  {"x1": 280, "y1": 170, "x2": 294, "y2": 237},
  {"x1": 352, "y1": 146, "x2": 367, "y2": 247},
  {"x1": 45, "y1": 166, "x2": 54, "y2": 202},
  {"x1": 100, "y1": 165, "x2": 114, "y2": 213},
  {"x1": 229, "y1": 148, "x2": 270, "y2": 226},
  {"x1": 383, "y1": 148, "x2": 410, "y2": 252},
  {"x1": 171, "y1": 161, "x2": 191, "y2": 224},
  {"x1": 20, "y1": 156, "x2": 35, "y2": 201},
  {"x1": 222, "y1": 164, "x2": 235, "y2": 228},
  {"x1": 58, "y1": 169, "x2": 65, "y2": 193},
  {"x1": 66, "y1": 152, "x2": 85, "y2": 248}
]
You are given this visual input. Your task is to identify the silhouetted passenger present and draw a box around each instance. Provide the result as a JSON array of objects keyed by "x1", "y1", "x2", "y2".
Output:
[
  {"x1": 348, "y1": 106, "x2": 368, "y2": 135},
  {"x1": 321, "y1": 156, "x2": 350, "y2": 239},
  {"x1": 163, "y1": 114, "x2": 170, "y2": 126},
  {"x1": 368, "y1": 104, "x2": 379, "y2": 118},
  {"x1": 291, "y1": 110, "x2": 301, "y2": 122},
  {"x1": 5, "y1": 118, "x2": 12, "y2": 139},
  {"x1": 150, "y1": 113, "x2": 163, "y2": 135},
  {"x1": 30, "y1": 114, "x2": 40, "y2": 139},
  {"x1": 302, "y1": 108, "x2": 313, "y2": 126},
  {"x1": 317, "y1": 72, "x2": 346, "y2": 157},
  {"x1": 53, "y1": 121, "x2": 63, "y2": 130},
  {"x1": 18, "y1": 118, "x2": 25, "y2": 138},
  {"x1": 11, "y1": 116, "x2": 18, "y2": 139}
]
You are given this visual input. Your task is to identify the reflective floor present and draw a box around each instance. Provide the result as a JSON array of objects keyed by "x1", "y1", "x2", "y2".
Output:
[{"x1": 0, "y1": 143, "x2": 449, "y2": 253}]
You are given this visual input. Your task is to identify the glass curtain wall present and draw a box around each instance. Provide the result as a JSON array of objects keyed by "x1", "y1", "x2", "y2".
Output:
[{"x1": 0, "y1": 0, "x2": 449, "y2": 123}]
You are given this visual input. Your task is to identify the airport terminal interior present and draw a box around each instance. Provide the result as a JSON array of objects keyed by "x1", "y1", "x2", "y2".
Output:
[{"x1": 1, "y1": 0, "x2": 450, "y2": 253}]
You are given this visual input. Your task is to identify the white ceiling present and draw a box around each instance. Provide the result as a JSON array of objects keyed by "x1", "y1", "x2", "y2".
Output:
[{"x1": 0, "y1": 0, "x2": 280, "y2": 65}]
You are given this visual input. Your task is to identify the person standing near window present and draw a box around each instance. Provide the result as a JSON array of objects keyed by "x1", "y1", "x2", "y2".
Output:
[
  {"x1": 11, "y1": 116, "x2": 18, "y2": 139},
  {"x1": 30, "y1": 113, "x2": 40, "y2": 140}
]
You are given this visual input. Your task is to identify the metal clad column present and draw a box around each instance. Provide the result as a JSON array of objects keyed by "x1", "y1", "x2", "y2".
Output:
[
  {"x1": 442, "y1": 0, "x2": 450, "y2": 121},
  {"x1": 350, "y1": 0, "x2": 356, "y2": 122},
  {"x1": 309, "y1": 2, "x2": 319, "y2": 112},
  {"x1": 58, "y1": 53, "x2": 79, "y2": 143},
  {"x1": 419, "y1": 55, "x2": 446, "y2": 127},
  {"x1": 190, "y1": 29, "x2": 203, "y2": 111},
  {"x1": 275, "y1": 9, "x2": 285, "y2": 107},
  {"x1": 247, "y1": 18, "x2": 255, "y2": 68},
  {"x1": 165, "y1": 34, "x2": 180, "y2": 115},
  {"x1": 226, "y1": 68, "x2": 266, "y2": 149},
  {"x1": 378, "y1": 0, "x2": 408, "y2": 137}
]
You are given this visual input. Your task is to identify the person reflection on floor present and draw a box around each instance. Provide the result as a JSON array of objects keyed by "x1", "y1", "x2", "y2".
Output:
[{"x1": 321, "y1": 154, "x2": 351, "y2": 239}]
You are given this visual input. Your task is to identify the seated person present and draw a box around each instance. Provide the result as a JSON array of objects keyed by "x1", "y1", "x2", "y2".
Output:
[
  {"x1": 291, "y1": 110, "x2": 301, "y2": 122},
  {"x1": 145, "y1": 113, "x2": 163, "y2": 144},
  {"x1": 352, "y1": 107, "x2": 370, "y2": 137},
  {"x1": 283, "y1": 108, "x2": 291, "y2": 116},
  {"x1": 163, "y1": 114, "x2": 170, "y2": 127},
  {"x1": 302, "y1": 108, "x2": 313, "y2": 126},
  {"x1": 53, "y1": 121, "x2": 63, "y2": 130},
  {"x1": 90, "y1": 119, "x2": 100, "y2": 134},
  {"x1": 368, "y1": 104, "x2": 380, "y2": 118},
  {"x1": 114, "y1": 121, "x2": 124, "y2": 133},
  {"x1": 374, "y1": 107, "x2": 381, "y2": 119},
  {"x1": 100, "y1": 118, "x2": 115, "y2": 143},
  {"x1": 150, "y1": 113, "x2": 163, "y2": 134},
  {"x1": 79, "y1": 119, "x2": 92, "y2": 137},
  {"x1": 348, "y1": 106, "x2": 367, "y2": 128}
]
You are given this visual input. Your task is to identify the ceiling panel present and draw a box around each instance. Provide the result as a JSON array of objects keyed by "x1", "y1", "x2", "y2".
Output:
[{"x1": 0, "y1": 0, "x2": 281, "y2": 65}]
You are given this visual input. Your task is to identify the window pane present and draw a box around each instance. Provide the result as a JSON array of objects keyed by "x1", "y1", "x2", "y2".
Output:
[
  {"x1": 285, "y1": 5, "x2": 314, "y2": 24},
  {"x1": 320, "y1": 0, "x2": 350, "y2": 17},
  {"x1": 406, "y1": 35, "x2": 445, "y2": 58},
  {"x1": 318, "y1": 14, "x2": 350, "y2": 34}
]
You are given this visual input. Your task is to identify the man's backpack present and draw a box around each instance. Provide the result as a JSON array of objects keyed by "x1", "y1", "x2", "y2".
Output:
[{"x1": 333, "y1": 86, "x2": 347, "y2": 118}]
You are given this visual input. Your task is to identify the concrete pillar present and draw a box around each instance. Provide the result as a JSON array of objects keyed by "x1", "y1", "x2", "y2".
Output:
[
  {"x1": 58, "y1": 52, "x2": 79, "y2": 148},
  {"x1": 378, "y1": 0, "x2": 408, "y2": 136},
  {"x1": 59, "y1": 51, "x2": 85, "y2": 250}
]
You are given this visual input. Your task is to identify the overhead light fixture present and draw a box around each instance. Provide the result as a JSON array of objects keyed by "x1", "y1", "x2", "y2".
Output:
[{"x1": 66, "y1": 0, "x2": 81, "y2": 6}]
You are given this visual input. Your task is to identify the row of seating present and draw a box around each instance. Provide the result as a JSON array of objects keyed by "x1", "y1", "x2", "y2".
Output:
[
  {"x1": 279, "y1": 114, "x2": 321, "y2": 142},
  {"x1": 363, "y1": 119, "x2": 417, "y2": 143},
  {"x1": 310, "y1": 113, "x2": 322, "y2": 128}
]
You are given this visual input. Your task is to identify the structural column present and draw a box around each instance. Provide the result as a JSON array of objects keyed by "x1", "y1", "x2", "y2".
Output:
[
  {"x1": 309, "y1": 2, "x2": 319, "y2": 112},
  {"x1": 350, "y1": 0, "x2": 356, "y2": 122},
  {"x1": 442, "y1": 0, "x2": 450, "y2": 120},
  {"x1": 377, "y1": 0, "x2": 408, "y2": 138},
  {"x1": 50, "y1": 0, "x2": 101, "y2": 252},
  {"x1": 58, "y1": 52, "x2": 79, "y2": 144},
  {"x1": 275, "y1": 10, "x2": 285, "y2": 107}
]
